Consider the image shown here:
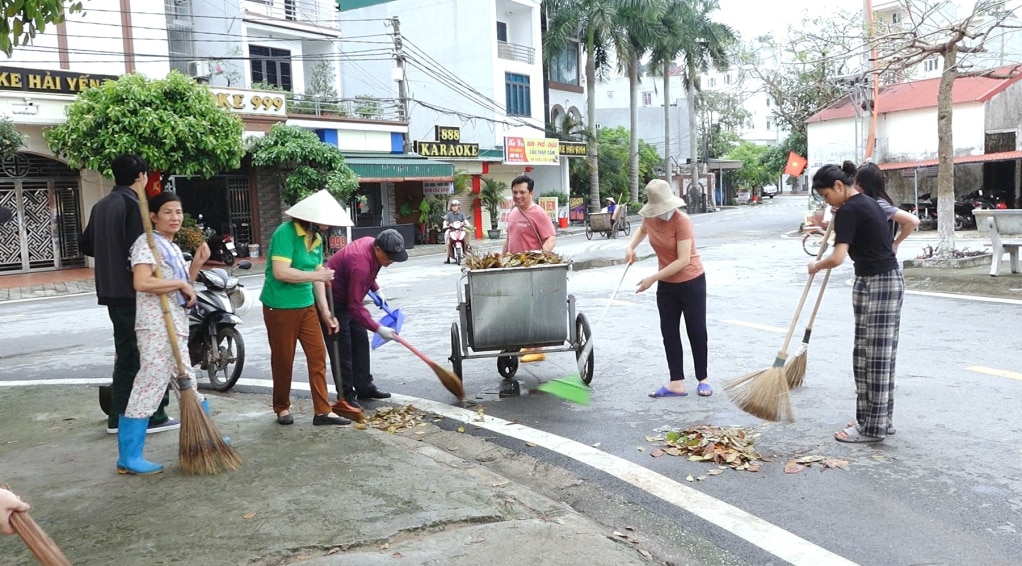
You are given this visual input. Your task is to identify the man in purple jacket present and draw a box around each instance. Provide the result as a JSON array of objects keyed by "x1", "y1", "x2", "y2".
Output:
[{"x1": 324, "y1": 229, "x2": 407, "y2": 408}]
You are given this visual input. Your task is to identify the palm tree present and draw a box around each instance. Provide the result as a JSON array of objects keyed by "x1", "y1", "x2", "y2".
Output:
[
  {"x1": 544, "y1": 0, "x2": 620, "y2": 213},
  {"x1": 677, "y1": 0, "x2": 735, "y2": 212},
  {"x1": 647, "y1": 0, "x2": 687, "y2": 194},
  {"x1": 613, "y1": 0, "x2": 667, "y2": 203}
]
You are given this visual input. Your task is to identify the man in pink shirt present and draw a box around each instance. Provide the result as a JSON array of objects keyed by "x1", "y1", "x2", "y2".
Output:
[
  {"x1": 503, "y1": 175, "x2": 556, "y2": 253},
  {"x1": 324, "y1": 229, "x2": 407, "y2": 409}
]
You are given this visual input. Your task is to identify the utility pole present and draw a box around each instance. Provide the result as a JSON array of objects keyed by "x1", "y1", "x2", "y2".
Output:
[{"x1": 390, "y1": 16, "x2": 410, "y2": 153}]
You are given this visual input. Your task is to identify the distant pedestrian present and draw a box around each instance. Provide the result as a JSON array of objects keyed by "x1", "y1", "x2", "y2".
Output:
[
  {"x1": 503, "y1": 175, "x2": 556, "y2": 253},
  {"x1": 625, "y1": 179, "x2": 711, "y2": 398},
  {"x1": 260, "y1": 190, "x2": 351, "y2": 427},
  {"x1": 118, "y1": 192, "x2": 209, "y2": 475},
  {"x1": 809, "y1": 161, "x2": 903, "y2": 443},
  {"x1": 854, "y1": 162, "x2": 920, "y2": 253},
  {"x1": 80, "y1": 154, "x2": 179, "y2": 435},
  {"x1": 324, "y1": 229, "x2": 406, "y2": 408}
]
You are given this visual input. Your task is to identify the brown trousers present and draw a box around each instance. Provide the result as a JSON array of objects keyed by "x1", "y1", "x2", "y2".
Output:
[{"x1": 263, "y1": 305, "x2": 331, "y2": 415}]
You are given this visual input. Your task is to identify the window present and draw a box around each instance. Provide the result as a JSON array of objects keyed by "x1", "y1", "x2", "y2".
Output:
[
  {"x1": 642, "y1": 91, "x2": 652, "y2": 106},
  {"x1": 250, "y1": 45, "x2": 292, "y2": 91},
  {"x1": 923, "y1": 57, "x2": 938, "y2": 72},
  {"x1": 505, "y1": 73, "x2": 531, "y2": 117},
  {"x1": 707, "y1": 77, "x2": 716, "y2": 88},
  {"x1": 725, "y1": 73, "x2": 732, "y2": 85},
  {"x1": 891, "y1": 11, "x2": 902, "y2": 24},
  {"x1": 549, "y1": 42, "x2": 579, "y2": 85},
  {"x1": 496, "y1": 21, "x2": 508, "y2": 42},
  {"x1": 766, "y1": 119, "x2": 773, "y2": 131},
  {"x1": 765, "y1": 96, "x2": 771, "y2": 107}
]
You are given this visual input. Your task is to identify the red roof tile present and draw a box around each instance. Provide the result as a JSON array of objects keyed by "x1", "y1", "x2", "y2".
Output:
[
  {"x1": 807, "y1": 68, "x2": 1022, "y2": 123},
  {"x1": 877, "y1": 150, "x2": 1022, "y2": 171}
]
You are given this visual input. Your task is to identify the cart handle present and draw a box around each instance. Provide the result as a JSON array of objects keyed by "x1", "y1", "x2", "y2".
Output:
[{"x1": 456, "y1": 272, "x2": 468, "y2": 305}]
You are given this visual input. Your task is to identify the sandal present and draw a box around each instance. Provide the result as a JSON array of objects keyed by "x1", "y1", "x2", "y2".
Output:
[
  {"x1": 649, "y1": 386, "x2": 687, "y2": 398},
  {"x1": 697, "y1": 382, "x2": 713, "y2": 397},
  {"x1": 846, "y1": 421, "x2": 895, "y2": 436},
  {"x1": 835, "y1": 425, "x2": 884, "y2": 443}
]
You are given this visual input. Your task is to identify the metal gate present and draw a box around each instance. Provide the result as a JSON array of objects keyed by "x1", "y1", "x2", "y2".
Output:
[{"x1": 0, "y1": 154, "x2": 83, "y2": 274}]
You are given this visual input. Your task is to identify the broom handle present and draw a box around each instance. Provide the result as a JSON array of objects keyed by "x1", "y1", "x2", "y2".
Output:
[
  {"x1": 135, "y1": 186, "x2": 190, "y2": 378},
  {"x1": 9, "y1": 511, "x2": 71, "y2": 566},
  {"x1": 780, "y1": 222, "x2": 835, "y2": 354},
  {"x1": 801, "y1": 268, "x2": 832, "y2": 341},
  {"x1": 393, "y1": 334, "x2": 434, "y2": 365}
]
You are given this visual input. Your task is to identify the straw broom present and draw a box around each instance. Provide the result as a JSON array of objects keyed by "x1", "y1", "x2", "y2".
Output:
[
  {"x1": 393, "y1": 335, "x2": 466, "y2": 400},
  {"x1": 136, "y1": 186, "x2": 242, "y2": 474},
  {"x1": 2, "y1": 484, "x2": 71, "y2": 566},
  {"x1": 724, "y1": 222, "x2": 835, "y2": 422},
  {"x1": 784, "y1": 266, "x2": 832, "y2": 389}
]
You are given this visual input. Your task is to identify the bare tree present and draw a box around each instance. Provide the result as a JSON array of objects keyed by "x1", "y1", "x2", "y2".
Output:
[{"x1": 867, "y1": 0, "x2": 1022, "y2": 257}]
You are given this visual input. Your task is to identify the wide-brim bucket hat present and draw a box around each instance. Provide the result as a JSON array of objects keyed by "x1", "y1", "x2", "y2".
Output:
[
  {"x1": 285, "y1": 190, "x2": 354, "y2": 227},
  {"x1": 638, "y1": 179, "x2": 686, "y2": 218}
]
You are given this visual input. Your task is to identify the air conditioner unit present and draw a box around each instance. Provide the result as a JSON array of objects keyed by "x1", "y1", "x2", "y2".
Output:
[{"x1": 187, "y1": 60, "x2": 211, "y2": 78}]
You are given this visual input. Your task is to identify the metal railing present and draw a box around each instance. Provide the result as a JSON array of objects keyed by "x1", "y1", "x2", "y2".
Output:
[
  {"x1": 288, "y1": 94, "x2": 404, "y2": 121},
  {"x1": 497, "y1": 41, "x2": 535, "y2": 64},
  {"x1": 243, "y1": 0, "x2": 338, "y2": 28}
]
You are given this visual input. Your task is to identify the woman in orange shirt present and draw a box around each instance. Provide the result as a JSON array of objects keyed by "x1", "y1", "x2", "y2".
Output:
[{"x1": 625, "y1": 180, "x2": 711, "y2": 398}]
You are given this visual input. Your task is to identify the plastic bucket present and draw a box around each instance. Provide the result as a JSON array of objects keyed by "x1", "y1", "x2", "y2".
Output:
[
  {"x1": 248, "y1": 244, "x2": 260, "y2": 258},
  {"x1": 558, "y1": 217, "x2": 569, "y2": 228}
]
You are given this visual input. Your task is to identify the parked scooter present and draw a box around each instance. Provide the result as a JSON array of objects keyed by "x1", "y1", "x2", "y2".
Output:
[
  {"x1": 197, "y1": 214, "x2": 238, "y2": 266},
  {"x1": 900, "y1": 193, "x2": 937, "y2": 230},
  {"x1": 188, "y1": 260, "x2": 252, "y2": 391},
  {"x1": 447, "y1": 220, "x2": 471, "y2": 265}
]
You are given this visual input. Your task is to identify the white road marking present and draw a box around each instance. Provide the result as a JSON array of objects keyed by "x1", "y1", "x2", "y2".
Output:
[
  {"x1": 1, "y1": 376, "x2": 854, "y2": 565},
  {"x1": 904, "y1": 290, "x2": 1022, "y2": 305},
  {"x1": 722, "y1": 319, "x2": 788, "y2": 333},
  {"x1": 967, "y1": 366, "x2": 1022, "y2": 381}
]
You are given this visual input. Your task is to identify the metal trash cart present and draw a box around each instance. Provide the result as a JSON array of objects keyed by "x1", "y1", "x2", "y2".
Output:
[
  {"x1": 585, "y1": 209, "x2": 630, "y2": 240},
  {"x1": 449, "y1": 262, "x2": 593, "y2": 384}
]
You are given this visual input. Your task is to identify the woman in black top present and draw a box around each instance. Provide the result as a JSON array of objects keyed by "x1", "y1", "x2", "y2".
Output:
[{"x1": 809, "y1": 161, "x2": 904, "y2": 443}]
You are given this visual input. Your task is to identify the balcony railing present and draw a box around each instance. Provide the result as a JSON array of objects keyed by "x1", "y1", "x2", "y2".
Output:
[
  {"x1": 288, "y1": 94, "x2": 404, "y2": 121},
  {"x1": 497, "y1": 41, "x2": 535, "y2": 64},
  {"x1": 243, "y1": 0, "x2": 337, "y2": 28}
]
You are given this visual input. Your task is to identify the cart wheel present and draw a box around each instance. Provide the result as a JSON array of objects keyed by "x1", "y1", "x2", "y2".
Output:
[
  {"x1": 575, "y1": 313, "x2": 594, "y2": 384},
  {"x1": 497, "y1": 350, "x2": 519, "y2": 379},
  {"x1": 585, "y1": 225, "x2": 593, "y2": 240},
  {"x1": 623, "y1": 220, "x2": 631, "y2": 236},
  {"x1": 449, "y1": 322, "x2": 463, "y2": 381}
]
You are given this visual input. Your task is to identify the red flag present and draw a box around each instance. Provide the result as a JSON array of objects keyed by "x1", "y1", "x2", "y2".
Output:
[{"x1": 784, "y1": 152, "x2": 807, "y2": 177}]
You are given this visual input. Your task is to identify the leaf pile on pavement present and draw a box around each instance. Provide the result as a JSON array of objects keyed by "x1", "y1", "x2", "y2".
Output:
[
  {"x1": 647, "y1": 425, "x2": 763, "y2": 472},
  {"x1": 465, "y1": 250, "x2": 565, "y2": 270},
  {"x1": 783, "y1": 455, "x2": 850, "y2": 474},
  {"x1": 361, "y1": 404, "x2": 424, "y2": 434}
]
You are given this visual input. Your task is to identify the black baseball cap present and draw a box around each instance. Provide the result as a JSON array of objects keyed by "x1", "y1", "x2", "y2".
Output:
[{"x1": 375, "y1": 229, "x2": 408, "y2": 262}]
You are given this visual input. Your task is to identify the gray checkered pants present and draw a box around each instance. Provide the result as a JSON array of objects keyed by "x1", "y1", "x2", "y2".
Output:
[{"x1": 851, "y1": 268, "x2": 904, "y2": 437}]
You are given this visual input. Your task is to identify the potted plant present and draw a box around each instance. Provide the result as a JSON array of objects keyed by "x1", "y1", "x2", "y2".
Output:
[{"x1": 480, "y1": 177, "x2": 507, "y2": 239}]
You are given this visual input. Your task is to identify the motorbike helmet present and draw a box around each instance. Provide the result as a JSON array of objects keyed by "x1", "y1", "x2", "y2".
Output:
[{"x1": 450, "y1": 199, "x2": 460, "y2": 206}]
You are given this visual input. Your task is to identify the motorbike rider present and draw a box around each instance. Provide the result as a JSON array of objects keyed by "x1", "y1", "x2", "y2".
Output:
[{"x1": 442, "y1": 199, "x2": 471, "y2": 264}]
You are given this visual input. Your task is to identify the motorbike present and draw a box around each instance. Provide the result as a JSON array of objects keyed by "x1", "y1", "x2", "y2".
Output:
[
  {"x1": 446, "y1": 220, "x2": 471, "y2": 265},
  {"x1": 187, "y1": 260, "x2": 253, "y2": 391},
  {"x1": 900, "y1": 193, "x2": 938, "y2": 231},
  {"x1": 197, "y1": 214, "x2": 238, "y2": 266}
]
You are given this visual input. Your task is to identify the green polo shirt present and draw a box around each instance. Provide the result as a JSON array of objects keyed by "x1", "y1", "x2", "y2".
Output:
[{"x1": 259, "y1": 220, "x2": 324, "y2": 309}]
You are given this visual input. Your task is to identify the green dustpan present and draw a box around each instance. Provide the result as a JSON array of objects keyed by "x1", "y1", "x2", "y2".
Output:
[{"x1": 538, "y1": 374, "x2": 591, "y2": 405}]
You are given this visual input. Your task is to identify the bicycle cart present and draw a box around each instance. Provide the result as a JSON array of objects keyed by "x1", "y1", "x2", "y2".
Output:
[
  {"x1": 585, "y1": 210, "x2": 631, "y2": 240},
  {"x1": 448, "y1": 262, "x2": 594, "y2": 384}
]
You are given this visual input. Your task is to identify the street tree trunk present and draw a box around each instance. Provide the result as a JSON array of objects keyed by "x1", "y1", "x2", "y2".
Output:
[
  {"x1": 628, "y1": 56, "x2": 640, "y2": 204},
  {"x1": 935, "y1": 47, "x2": 958, "y2": 256},
  {"x1": 688, "y1": 69, "x2": 699, "y2": 211},
  {"x1": 586, "y1": 28, "x2": 600, "y2": 212},
  {"x1": 663, "y1": 61, "x2": 672, "y2": 190}
]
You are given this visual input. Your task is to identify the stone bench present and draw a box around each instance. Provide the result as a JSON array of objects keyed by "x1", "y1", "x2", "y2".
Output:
[{"x1": 973, "y1": 209, "x2": 1022, "y2": 276}]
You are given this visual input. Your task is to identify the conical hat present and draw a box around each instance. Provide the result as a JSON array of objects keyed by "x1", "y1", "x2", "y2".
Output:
[{"x1": 285, "y1": 190, "x2": 354, "y2": 227}]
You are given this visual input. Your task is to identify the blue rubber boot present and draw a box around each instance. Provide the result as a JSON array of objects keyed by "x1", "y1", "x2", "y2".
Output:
[
  {"x1": 116, "y1": 415, "x2": 163, "y2": 475},
  {"x1": 199, "y1": 398, "x2": 231, "y2": 445}
]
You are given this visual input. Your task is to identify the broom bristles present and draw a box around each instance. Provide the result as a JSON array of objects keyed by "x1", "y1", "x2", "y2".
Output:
[
  {"x1": 178, "y1": 389, "x2": 242, "y2": 475},
  {"x1": 784, "y1": 344, "x2": 808, "y2": 389},
  {"x1": 725, "y1": 366, "x2": 794, "y2": 423},
  {"x1": 429, "y1": 361, "x2": 465, "y2": 400}
]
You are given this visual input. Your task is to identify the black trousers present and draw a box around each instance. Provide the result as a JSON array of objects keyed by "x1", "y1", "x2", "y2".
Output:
[
  {"x1": 322, "y1": 308, "x2": 376, "y2": 400},
  {"x1": 655, "y1": 274, "x2": 708, "y2": 382}
]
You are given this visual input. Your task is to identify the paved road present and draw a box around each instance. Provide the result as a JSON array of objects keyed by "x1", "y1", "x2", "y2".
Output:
[{"x1": 3, "y1": 195, "x2": 1020, "y2": 565}]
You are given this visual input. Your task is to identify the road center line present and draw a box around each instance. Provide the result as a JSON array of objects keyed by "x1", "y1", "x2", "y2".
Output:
[
  {"x1": 722, "y1": 319, "x2": 788, "y2": 333},
  {"x1": 3, "y1": 377, "x2": 854, "y2": 565},
  {"x1": 967, "y1": 366, "x2": 1022, "y2": 381}
]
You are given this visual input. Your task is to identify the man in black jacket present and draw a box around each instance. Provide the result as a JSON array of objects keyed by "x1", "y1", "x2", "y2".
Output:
[{"x1": 81, "y1": 154, "x2": 176, "y2": 434}]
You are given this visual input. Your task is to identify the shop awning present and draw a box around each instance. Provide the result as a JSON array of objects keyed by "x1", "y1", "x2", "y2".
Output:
[
  {"x1": 878, "y1": 150, "x2": 1022, "y2": 171},
  {"x1": 343, "y1": 153, "x2": 454, "y2": 182}
]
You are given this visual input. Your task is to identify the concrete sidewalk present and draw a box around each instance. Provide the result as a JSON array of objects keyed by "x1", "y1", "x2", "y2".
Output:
[{"x1": 0, "y1": 385, "x2": 661, "y2": 565}]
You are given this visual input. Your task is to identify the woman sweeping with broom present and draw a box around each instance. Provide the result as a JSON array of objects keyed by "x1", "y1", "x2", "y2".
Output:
[
  {"x1": 625, "y1": 179, "x2": 712, "y2": 399},
  {"x1": 117, "y1": 192, "x2": 210, "y2": 475},
  {"x1": 809, "y1": 162, "x2": 904, "y2": 443}
]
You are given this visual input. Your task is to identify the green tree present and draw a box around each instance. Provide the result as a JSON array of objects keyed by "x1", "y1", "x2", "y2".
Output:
[
  {"x1": 727, "y1": 141, "x2": 773, "y2": 194},
  {"x1": 0, "y1": 0, "x2": 83, "y2": 55},
  {"x1": 45, "y1": 71, "x2": 244, "y2": 180},
  {"x1": 249, "y1": 124, "x2": 359, "y2": 206},
  {"x1": 647, "y1": 0, "x2": 688, "y2": 191},
  {"x1": 0, "y1": 117, "x2": 26, "y2": 160},
  {"x1": 571, "y1": 126, "x2": 661, "y2": 202},
  {"x1": 544, "y1": 0, "x2": 621, "y2": 212}
]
